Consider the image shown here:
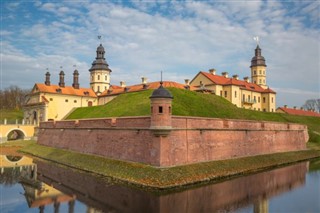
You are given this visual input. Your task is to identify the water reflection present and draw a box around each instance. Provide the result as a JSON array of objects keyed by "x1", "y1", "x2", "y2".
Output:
[{"x1": 0, "y1": 154, "x2": 316, "y2": 213}]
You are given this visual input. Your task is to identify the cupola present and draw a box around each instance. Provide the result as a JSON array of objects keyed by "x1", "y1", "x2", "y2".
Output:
[{"x1": 250, "y1": 45, "x2": 267, "y2": 68}]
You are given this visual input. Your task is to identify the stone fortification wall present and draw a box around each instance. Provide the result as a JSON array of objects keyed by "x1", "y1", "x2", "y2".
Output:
[{"x1": 37, "y1": 116, "x2": 308, "y2": 167}]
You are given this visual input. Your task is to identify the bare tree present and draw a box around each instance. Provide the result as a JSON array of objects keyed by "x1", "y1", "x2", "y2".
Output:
[
  {"x1": 302, "y1": 99, "x2": 320, "y2": 112},
  {"x1": 0, "y1": 86, "x2": 30, "y2": 110}
]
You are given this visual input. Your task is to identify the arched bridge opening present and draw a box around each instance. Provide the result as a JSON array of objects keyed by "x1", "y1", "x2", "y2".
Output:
[{"x1": 7, "y1": 129, "x2": 25, "y2": 141}]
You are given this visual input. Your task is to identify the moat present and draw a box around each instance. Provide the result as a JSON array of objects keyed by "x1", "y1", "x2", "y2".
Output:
[{"x1": 0, "y1": 154, "x2": 319, "y2": 213}]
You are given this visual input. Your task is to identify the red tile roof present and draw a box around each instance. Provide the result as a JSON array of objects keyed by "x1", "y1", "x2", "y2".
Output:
[
  {"x1": 100, "y1": 81, "x2": 195, "y2": 97},
  {"x1": 277, "y1": 107, "x2": 320, "y2": 117},
  {"x1": 34, "y1": 83, "x2": 97, "y2": 98},
  {"x1": 196, "y1": 72, "x2": 276, "y2": 94}
]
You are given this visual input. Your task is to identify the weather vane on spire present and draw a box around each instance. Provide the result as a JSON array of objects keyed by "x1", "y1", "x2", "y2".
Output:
[
  {"x1": 98, "y1": 35, "x2": 102, "y2": 44},
  {"x1": 160, "y1": 71, "x2": 163, "y2": 85},
  {"x1": 253, "y1": 36, "x2": 260, "y2": 45}
]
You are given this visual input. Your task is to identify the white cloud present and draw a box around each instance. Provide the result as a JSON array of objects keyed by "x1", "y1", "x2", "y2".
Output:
[{"x1": 1, "y1": 1, "x2": 319, "y2": 108}]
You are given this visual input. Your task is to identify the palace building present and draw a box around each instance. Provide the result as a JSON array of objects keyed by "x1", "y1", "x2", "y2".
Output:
[
  {"x1": 23, "y1": 43, "x2": 276, "y2": 124},
  {"x1": 190, "y1": 45, "x2": 276, "y2": 112}
]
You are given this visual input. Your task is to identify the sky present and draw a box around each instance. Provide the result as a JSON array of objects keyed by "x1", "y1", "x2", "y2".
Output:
[{"x1": 1, "y1": 0, "x2": 319, "y2": 108}]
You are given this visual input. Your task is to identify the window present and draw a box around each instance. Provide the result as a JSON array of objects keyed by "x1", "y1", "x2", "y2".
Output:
[
  {"x1": 159, "y1": 106, "x2": 163, "y2": 113},
  {"x1": 263, "y1": 108, "x2": 266, "y2": 112},
  {"x1": 258, "y1": 97, "x2": 261, "y2": 103},
  {"x1": 98, "y1": 86, "x2": 100, "y2": 91},
  {"x1": 263, "y1": 97, "x2": 266, "y2": 103},
  {"x1": 65, "y1": 99, "x2": 68, "y2": 102},
  {"x1": 263, "y1": 80, "x2": 265, "y2": 83},
  {"x1": 259, "y1": 70, "x2": 261, "y2": 74},
  {"x1": 272, "y1": 109, "x2": 274, "y2": 112},
  {"x1": 169, "y1": 106, "x2": 172, "y2": 114},
  {"x1": 98, "y1": 75, "x2": 100, "y2": 80},
  {"x1": 259, "y1": 79, "x2": 262, "y2": 84},
  {"x1": 220, "y1": 91, "x2": 222, "y2": 96},
  {"x1": 271, "y1": 97, "x2": 274, "y2": 103},
  {"x1": 263, "y1": 71, "x2": 265, "y2": 75},
  {"x1": 74, "y1": 100, "x2": 77, "y2": 103},
  {"x1": 243, "y1": 94, "x2": 245, "y2": 101},
  {"x1": 254, "y1": 81, "x2": 256, "y2": 84},
  {"x1": 151, "y1": 106, "x2": 153, "y2": 113},
  {"x1": 248, "y1": 95, "x2": 250, "y2": 101},
  {"x1": 224, "y1": 91, "x2": 227, "y2": 98},
  {"x1": 105, "y1": 86, "x2": 107, "y2": 90},
  {"x1": 254, "y1": 71, "x2": 256, "y2": 75},
  {"x1": 105, "y1": 75, "x2": 107, "y2": 81},
  {"x1": 91, "y1": 75, "x2": 94, "y2": 81},
  {"x1": 254, "y1": 96, "x2": 256, "y2": 102},
  {"x1": 234, "y1": 91, "x2": 237, "y2": 98},
  {"x1": 49, "y1": 98, "x2": 53, "y2": 101}
]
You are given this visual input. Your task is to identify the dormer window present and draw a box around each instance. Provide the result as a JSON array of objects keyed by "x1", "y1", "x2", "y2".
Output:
[{"x1": 56, "y1": 88, "x2": 62, "y2": 93}]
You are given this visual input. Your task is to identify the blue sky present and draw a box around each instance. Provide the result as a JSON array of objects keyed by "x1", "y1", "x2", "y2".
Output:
[{"x1": 1, "y1": 0, "x2": 319, "y2": 107}]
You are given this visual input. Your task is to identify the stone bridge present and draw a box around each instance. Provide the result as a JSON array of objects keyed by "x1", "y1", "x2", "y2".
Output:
[{"x1": 0, "y1": 123, "x2": 36, "y2": 143}]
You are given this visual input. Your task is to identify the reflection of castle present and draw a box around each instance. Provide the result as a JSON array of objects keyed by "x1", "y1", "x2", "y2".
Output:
[
  {"x1": 35, "y1": 159, "x2": 308, "y2": 213},
  {"x1": 23, "y1": 43, "x2": 276, "y2": 124},
  {"x1": 0, "y1": 155, "x2": 76, "y2": 212}
]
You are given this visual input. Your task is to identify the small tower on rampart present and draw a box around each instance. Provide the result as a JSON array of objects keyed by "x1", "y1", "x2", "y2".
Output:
[{"x1": 149, "y1": 82, "x2": 173, "y2": 136}]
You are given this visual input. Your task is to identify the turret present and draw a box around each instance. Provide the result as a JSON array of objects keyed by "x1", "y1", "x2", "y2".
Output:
[
  {"x1": 45, "y1": 72, "x2": 51, "y2": 86},
  {"x1": 72, "y1": 70, "x2": 80, "y2": 89},
  {"x1": 149, "y1": 82, "x2": 173, "y2": 136},
  {"x1": 58, "y1": 70, "x2": 65, "y2": 87}
]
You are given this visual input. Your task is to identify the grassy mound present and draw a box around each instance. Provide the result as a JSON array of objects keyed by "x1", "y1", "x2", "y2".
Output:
[{"x1": 66, "y1": 88, "x2": 320, "y2": 143}]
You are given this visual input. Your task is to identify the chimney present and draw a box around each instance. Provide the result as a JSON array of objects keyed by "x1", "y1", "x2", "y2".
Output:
[
  {"x1": 185, "y1": 79, "x2": 190, "y2": 86},
  {"x1": 72, "y1": 70, "x2": 79, "y2": 89},
  {"x1": 284, "y1": 105, "x2": 287, "y2": 108},
  {"x1": 45, "y1": 72, "x2": 51, "y2": 86},
  {"x1": 141, "y1": 77, "x2": 147, "y2": 84},
  {"x1": 243, "y1": 76, "x2": 250, "y2": 83},
  {"x1": 120, "y1": 81, "x2": 126, "y2": 88},
  {"x1": 232, "y1": 74, "x2": 239, "y2": 80},
  {"x1": 59, "y1": 71, "x2": 65, "y2": 87},
  {"x1": 293, "y1": 106, "x2": 297, "y2": 109},
  {"x1": 221, "y1": 72, "x2": 229, "y2": 78},
  {"x1": 209, "y1": 68, "x2": 216, "y2": 75},
  {"x1": 300, "y1": 107, "x2": 304, "y2": 110}
]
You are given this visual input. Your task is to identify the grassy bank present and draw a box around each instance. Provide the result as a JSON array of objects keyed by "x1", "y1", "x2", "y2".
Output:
[
  {"x1": 19, "y1": 141, "x2": 320, "y2": 190},
  {"x1": 67, "y1": 88, "x2": 320, "y2": 143}
]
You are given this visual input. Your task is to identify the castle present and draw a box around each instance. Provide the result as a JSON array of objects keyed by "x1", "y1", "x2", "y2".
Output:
[{"x1": 23, "y1": 43, "x2": 276, "y2": 124}]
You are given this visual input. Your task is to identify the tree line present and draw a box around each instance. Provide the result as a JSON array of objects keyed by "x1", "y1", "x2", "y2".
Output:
[{"x1": 0, "y1": 86, "x2": 31, "y2": 110}]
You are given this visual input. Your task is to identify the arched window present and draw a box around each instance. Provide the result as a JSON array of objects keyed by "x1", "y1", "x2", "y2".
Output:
[{"x1": 98, "y1": 75, "x2": 100, "y2": 80}]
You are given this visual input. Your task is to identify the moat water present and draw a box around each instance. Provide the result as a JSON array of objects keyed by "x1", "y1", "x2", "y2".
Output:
[{"x1": 0, "y1": 155, "x2": 319, "y2": 213}]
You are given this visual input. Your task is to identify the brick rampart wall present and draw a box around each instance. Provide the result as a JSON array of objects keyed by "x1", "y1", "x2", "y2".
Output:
[{"x1": 37, "y1": 116, "x2": 308, "y2": 167}]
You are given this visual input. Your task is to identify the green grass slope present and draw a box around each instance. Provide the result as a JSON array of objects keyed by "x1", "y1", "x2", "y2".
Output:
[{"x1": 67, "y1": 88, "x2": 320, "y2": 143}]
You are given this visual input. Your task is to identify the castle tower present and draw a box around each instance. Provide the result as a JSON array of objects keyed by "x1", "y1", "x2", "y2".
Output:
[
  {"x1": 89, "y1": 44, "x2": 112, "y2": 94},
  {"x1": 149, "y1": 82, "x2": 173, "y2": 136},
  {"x1": 250, "y1": 45, "x2": 267, "y2": 89}
]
